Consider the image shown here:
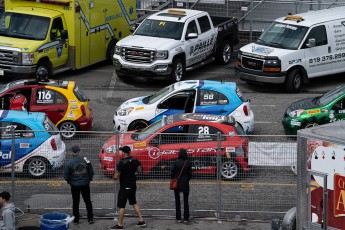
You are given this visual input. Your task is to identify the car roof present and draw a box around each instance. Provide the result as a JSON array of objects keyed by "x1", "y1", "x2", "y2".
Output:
[
  {"x1": 0, "y1": 110, "x2": 45, "y2": 124},
  {"x1": 164, "y1": 113, "x2": 236, "y2": 126},
  {"x1": 149, "y1": 8, "x2": 205, "y2": 23},
  {"x1": 174, "y1": 80, "x2": 237, "y2": 92},
  {"x1": 5, "y1": 79, "x2": 72, "y2": 90}
]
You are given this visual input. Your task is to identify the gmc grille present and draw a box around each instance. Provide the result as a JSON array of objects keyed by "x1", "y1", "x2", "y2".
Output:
[
  {"x1": 122, "y1": 47, "x2": 155, "y2": 63},
  {"x1": 242, "y1": 57, "x2": 263, "y2": 71},
  {"x1": 0, "y1": 49, "x2": 20, "y2": 64}
]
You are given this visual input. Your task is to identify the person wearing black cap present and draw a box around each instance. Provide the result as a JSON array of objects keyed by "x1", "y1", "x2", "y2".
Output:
[
  {"x1": 110, "y1": 146, "x2": 146, "y2": 230},
  {"x1": 0, "y1": 191, "x2": 15, "y2": 230},
  {"x1": 64, "y1": 145, "x2": 94, "y2": 225}
]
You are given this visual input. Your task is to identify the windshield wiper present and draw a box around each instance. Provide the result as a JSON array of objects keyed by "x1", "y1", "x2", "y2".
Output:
[
  {"x1": 268, "y1": 41, "x2": 285, "y2": 49},
  {"x1": 257, "y1": 38, "x2": 269, "y2": 46},
  {"x1": 10, "y1": 32, "x2": 38, "y2": 40}
]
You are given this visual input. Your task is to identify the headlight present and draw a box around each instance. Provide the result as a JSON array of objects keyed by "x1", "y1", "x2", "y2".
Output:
[
  {"x1": 156, "y1": 50, "x2": 168, "y2": 60},
  {"x1": 115, "y1": 45, "x2": 122, "y2": 55},
  {"x1": 237, "y1": 51, "x2": 242, "y2": 66},
  {"x1": 106, "y1": 145, "x2": 116, "y2": 154},
  {"x1": 263, "y1": 58, "x2": 281, "y2": 72},
  {"x1": 289, "y1": 109, "x2": 304, "y2": 118},
  {"x1": 117, "y1": 107, "x2": 134, "y2": 116},
  {"x1": 22, "y1": 53, "x2": 34, "y2": 65}
]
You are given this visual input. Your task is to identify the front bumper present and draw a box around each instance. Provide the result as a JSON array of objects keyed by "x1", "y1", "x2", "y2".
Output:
[
  {"x1": 0, "y1": 63, "x2": 36, "y2": 74},
  {"x1": 282, "y1": 117, "x2": 300, "y2": 135},
  {"x1": 235, "y1": 66, "x2": 287, "y2": 84},
  {"x1": 113, "y1": 114, "x2": 130, "y2": 132},
  {"x1": 113, "y1": 56, "x2": 172, "y2": 78}
]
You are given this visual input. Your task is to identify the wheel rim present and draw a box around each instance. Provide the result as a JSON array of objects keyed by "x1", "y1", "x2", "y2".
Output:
[
  {"x1": 222, "y1": 43, "x2": 231, "y2": 63},
  {"x1": 28, "y1": 158, "x2": 46, "y2": 177},
  {"x1": 293, "y1": 74, "x2": 301, "y2": 90},
  {"x1": 305, "y1": 123, "x2": 318, "y2": 129},
  {"x1": 134, "y1": 123, "x2": 147, "y2": 131},
  {"x1": 220, "y1": 161, "x2": 238, "y2": 179},
  {"x1": 175, "y1": 62, "x2": 183, "y2": 82},
  {"x1": 60, "y1": 122, "x2": 77, "y2": 138}
]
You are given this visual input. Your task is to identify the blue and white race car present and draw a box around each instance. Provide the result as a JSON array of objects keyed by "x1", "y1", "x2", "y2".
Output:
[
  {"x1": 114, "y1": 80, "x2": 254, "y2": 133},
  {"x1": 0, "y1": 110, "x2": 66, "y2": 177}
]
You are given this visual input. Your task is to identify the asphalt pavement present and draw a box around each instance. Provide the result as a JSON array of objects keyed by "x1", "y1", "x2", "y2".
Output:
[{"x1": 16, "y1": 212, "x2": 274, "y2": 230}]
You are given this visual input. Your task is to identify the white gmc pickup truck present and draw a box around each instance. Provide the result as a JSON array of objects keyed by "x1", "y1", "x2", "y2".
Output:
[{"x1": 113, "y1": 8, "x2": 238, "y2": 82}]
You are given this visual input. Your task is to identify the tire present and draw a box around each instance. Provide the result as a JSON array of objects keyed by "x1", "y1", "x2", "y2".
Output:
[
  {"x1": 302, "y1": 122, "x2": 319, "y2": 130},
  {"x1": 26, "y1": 157, "x2": 49, "y2": 178},
  {"x1": 36, "y1": 61, "x2": 51, "y2": 78},
  {"x1": 282, "y1": 207, "x2": 296, "y2": 230},
  {"x1": 216, "y1": 40, "x2": 232, "y2": 65},
  {"x1": 219, "y1": 160, "x2": 239, "y2": 180},
  {"x1": 170, "y1": 58, "x2": 184, "y2": 83},
  {"x1": 59, "y1": 121, "x2": 78, "y2": 139},
  {"x1": 128, "y1": 120, "x2": 148, "y2": 131},
  {"x1": 117, "y1": 73, "x2": 126, "y2": 80},
  {"x1": 285, "y1": 68, "x2": 303, "y2": 93},
  {"x1": 107, "y1": 40, "x2": 117, "y2": 64}
]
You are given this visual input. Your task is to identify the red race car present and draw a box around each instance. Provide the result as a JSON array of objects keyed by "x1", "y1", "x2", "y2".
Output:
[{"x1": 100, "y1": 113, "x2": 249, "y2": 180}]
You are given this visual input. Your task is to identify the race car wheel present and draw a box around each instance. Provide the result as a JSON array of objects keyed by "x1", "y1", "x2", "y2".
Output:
[
  {"x1": 59, "y1": 121, "x2": 78, "y2": 139},
  {"x1": 26, "y1": 157, "x2": 49, "y2": 177},
  {"x1": 286, "y1": 68, "x2": 302, "y2": 93},
  {"x1": 128, "y1": 120, "x2": 148, "y2": 131},
  {"x1": 220, "y1": 160, "x2": 239, "y2": 180},
  {"x1": 216, "y1": 40, "x2": 232, "y2": 65},
  {"x1": 170, "y1": 58, "x2": 184, "y2": 83},
  {"x1": 302, "y1": 122, "x2": 319, "y2": 129}
]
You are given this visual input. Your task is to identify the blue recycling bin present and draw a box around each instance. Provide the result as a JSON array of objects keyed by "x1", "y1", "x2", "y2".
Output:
[{"x1": 40, "y1": 213, "x2": 71, "y2": 230}]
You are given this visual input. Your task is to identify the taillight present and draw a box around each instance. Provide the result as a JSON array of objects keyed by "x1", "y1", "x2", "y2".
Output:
[
  {"x1": 51, "y1": 138, "x2": 57, "y2": 150},
  {"x1": 80, "y1": 105, "x2": 86, "y2": 116},
  {"x1": 243, "y1": 105, "x2": 248, "y2": 116}
]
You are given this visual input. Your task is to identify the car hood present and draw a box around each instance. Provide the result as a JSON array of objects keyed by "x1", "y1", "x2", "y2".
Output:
[
  {"x1": 240, "y1": 43, "x2": 296, "y2": 57},
  {"x1": 0, "y1": 36, "x2": 49, "y2": 52},
  {"x1": 286, "y1": 97, "x2": 318, "y2": 114},
  {"x1": 120, "y1": 96, "x2": 147, "y2": 108},
  {"x1": 117, "y1": 35, "x2": 180, "y2": 50}
]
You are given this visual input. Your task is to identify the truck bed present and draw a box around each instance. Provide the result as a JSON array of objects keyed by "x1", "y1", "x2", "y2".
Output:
[{"x1": 210, "y1": 15, "x2": 235, "y2": 27}]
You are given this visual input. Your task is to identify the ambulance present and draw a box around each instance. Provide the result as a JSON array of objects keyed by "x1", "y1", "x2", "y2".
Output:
[
  {"x1": 0, "y1": 0, "x2": 136, "y2": 77},
  {"x1": 236, "y1": 6, "x2": 345, "y2": 93}
]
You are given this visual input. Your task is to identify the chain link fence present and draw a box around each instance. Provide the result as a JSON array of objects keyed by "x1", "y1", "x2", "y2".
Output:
[{"x1": 1, "y1": 130, "x2": 297, "y2": 220}]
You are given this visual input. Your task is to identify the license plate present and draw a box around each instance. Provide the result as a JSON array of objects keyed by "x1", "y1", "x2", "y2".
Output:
[{"x1": 0, "y1": 70, "x2": 4, "y2": 76}]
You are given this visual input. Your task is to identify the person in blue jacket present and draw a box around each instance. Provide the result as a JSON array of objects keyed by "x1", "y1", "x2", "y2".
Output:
[{"x1": 64, "y1": 145, "x2": 94, "y2": 225}]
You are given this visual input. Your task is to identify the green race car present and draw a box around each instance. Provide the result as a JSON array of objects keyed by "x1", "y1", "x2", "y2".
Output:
[{"x1": 282, "y1": 85, "x2": 345, "y2": 135}]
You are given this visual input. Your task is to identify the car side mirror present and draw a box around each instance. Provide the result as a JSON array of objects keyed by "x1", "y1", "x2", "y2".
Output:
[
  {"x1": 186, "y1": 33, "x2": 198, "y2": 40},
  {"x1": 306, "y1": 38, "x2": 315, "y2": 48},
  {"x1": 61, "y1": 30, "x2": 68, "y2": 40}
]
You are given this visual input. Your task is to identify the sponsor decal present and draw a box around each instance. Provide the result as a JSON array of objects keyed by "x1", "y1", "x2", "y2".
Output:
[
  {"x1": 134, "y1": 142, "x2": 146, "y2": 147},
  {"x1": 135, "y1": 106, "x2": 144, "y2": 111},
  {"x1": 307, "y1": 109, "x2": 320, "y2": 115},
  {"x1": 338, "y1": 109, "x2": 345, "y2": 114},
  {"x1": 67, "y1": 111, "x2": 76, "y2": 118},
  {"x1": 148, "y1": 148, "x2": 217, "y2": 159},
  {"x1": 180, "y1": 113, "x2": 224, "y2": 122},
  {"x1": 330, "y1": 113, "x2": 335, "y2": 119},
  {"x1": 291, "y1": 120, "x2": 301, "y2": 126},
  {"x1": 321, "y1": 108, "x2": 328, "y2": 114},
  {"x1": 70, "y1": 105, "x2": 78, "y2": 109},
  {"x1": 103, "y1": 156, "x2": 113, "y2": 162},
  {"x1": 20, "y1": 143, "x2": 30, "y2": 148},
  {"x1": 251, "y1": 46, "x2": 274, "y2": 55},
  {"x1": 62, "y1": 81, "x2": 68, "y2": 86},
  {"x1": 0, "y1": 151, "x2": 11, "y2": 160},
  {"x1": 69, "y1": 100, "x2": 77, "y2": 103},
  {"x1": 334, "y1": 173, "x2": 345, "y2": 217},
  {"x1": 226, "y1": 147, "x2": 235, "y2": 152}
]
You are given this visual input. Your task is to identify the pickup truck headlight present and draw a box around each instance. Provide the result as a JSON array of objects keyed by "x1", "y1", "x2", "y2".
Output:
[
  {"x1": 156, "y1": 50, "x2": 168, "y2": 60},
  {"x1": 22, "y1": 53, "x2": 34, "y2": 65},
  {"x1": 117, "y1": 107, "x2": 134, "y2": 116},
  {"x1": 237, "y1": 51, "x2": 242, "y2": 66},
  {"x1": 263, "y1": 58, "x2": 281, "y2": 72},
  {"x1": 115, "y1": 45, "x2": 122, "y2": 56}
]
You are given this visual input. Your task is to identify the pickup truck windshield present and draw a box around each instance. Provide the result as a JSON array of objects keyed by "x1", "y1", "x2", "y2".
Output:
[
  {"x1": 0, "y1": 12, "x2": 50, "y2": 40},
  {"x1": 257, "y1": 22, "x2": 308, "y2": 50},
  {"x1": 134, "y1": 19, "x2": 184, "y2": 40}
]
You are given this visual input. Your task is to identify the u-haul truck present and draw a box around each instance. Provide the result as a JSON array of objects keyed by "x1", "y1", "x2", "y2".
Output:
[{"x1": 0, "y1": 0, "x2": 135, "y2": 77}]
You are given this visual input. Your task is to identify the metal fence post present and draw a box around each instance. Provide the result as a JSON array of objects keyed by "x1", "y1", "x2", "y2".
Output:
[
  {"x1": 10, "y1": 126, "x2": 15, "y2": 203},
  {"x1": 249, "y1": 0, "x2": 253, "y2": 43},
  {"x1": 114, "y1": 130, "x2": 120, "y2": 221},
  {"x1": 216, "y1": 132, "x2": 222, "y2": 221}
]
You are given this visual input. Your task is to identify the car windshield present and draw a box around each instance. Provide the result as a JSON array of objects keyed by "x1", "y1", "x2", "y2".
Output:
[
  {"x1": 43, "y1": 116, "x2": 58, "y2": 135},
  {"x1": 319, "y1": 85, "x2": 345, "y2": 106},
  {"x1": 134, "y1": 117, "x2": 167, "y2": 141},
  {"x1": 0, "y1": 83, "x2": 9, "y2": 94},
  {"x1": 74, "y1": 86, "x2": 88, "y2": 102},
  {"x1": 144, "y1": 84, "x2": 175, "y2": 104},
  {"x1": 257, "y1": 22, "x2": 308, "y2": 50},
  {"x1": 0, "y1": 12, "x2": 50, "y2": 40},
  {"x1": 134, "y1": 19, "x2": 184, "y2": 40}
]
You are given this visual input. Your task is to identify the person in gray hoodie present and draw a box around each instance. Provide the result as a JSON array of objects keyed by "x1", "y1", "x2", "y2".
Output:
[
  {"x1": 64, "y1": 145, "x2": 94, "y2": 225},
  {"x1": 0, "y1": 191, "x2": 15, "y2": 230}
]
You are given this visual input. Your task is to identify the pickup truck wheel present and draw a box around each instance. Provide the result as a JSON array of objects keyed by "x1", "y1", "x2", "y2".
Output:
[
  {"x1": 285, "y1": 68, "x2": 302, "y2": 93},
  {"x1": 170, "y1": 59, "x2": 184, "y2": 82},
  {"x1": 216, "y1": 40, "x2": 232, "y2": 65}
]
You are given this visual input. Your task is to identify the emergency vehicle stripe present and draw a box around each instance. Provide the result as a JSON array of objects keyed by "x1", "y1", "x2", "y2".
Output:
[
  {"x1": 0, "y1": 110, "x2": 9, "y2": 120},
  {"x1": 36, "y1": 41, "x2": 60, "y2": 52},
  {"x1": 117, "y1": 0, "x2": 136, "y2": 26}
]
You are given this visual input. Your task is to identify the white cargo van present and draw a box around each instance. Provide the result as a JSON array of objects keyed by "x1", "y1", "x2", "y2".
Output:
[{"x1": 235, "y1": 7, "x2": 345, "y2": 93}]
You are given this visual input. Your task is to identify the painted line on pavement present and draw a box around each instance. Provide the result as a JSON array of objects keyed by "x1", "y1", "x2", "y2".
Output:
[{"x1": 106, "y1": 68, "x2": 117, "y2": 98}]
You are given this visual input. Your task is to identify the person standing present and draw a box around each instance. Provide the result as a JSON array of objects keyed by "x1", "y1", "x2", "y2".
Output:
[
  {"x1": 0, "y1": 191, "x2": 15, "y2": 230},
  {"x1": 171, "y1": 148, "x2": 192, "y2": 223},
  {"x1": 110, "y1": 146, "x2": 146, "y2": 230},
  {"x1": 64, "y1": 145, "x2": 94, "y2": 225}
]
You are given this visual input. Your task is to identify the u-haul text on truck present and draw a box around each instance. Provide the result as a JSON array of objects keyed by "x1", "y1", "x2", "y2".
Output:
[
  {"x1": 0, "y1": 0, "x2": 136, "y2": 77},
  {"x1": 236, "y1": 6, "x2": 345, "y2": 93}
]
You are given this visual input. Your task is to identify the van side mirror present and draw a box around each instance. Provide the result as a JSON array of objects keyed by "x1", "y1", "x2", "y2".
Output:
[
  {"x1": 186, "y1": 33, "x2": 198, "y2": 40},
  {"x1": 306, "y1": 38, "x2": 315, "y2": 48},
  {"x1": 61, "y1": 30, "x2": 68, "y2": 40}
]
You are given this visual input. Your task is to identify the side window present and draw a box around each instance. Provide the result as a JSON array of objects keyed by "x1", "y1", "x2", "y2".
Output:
[
  {"x1": 200, "y1": 90, "x2": 229, "y2": 105},
  {"x1": 189, "y1": 124, "x2": 226, "y2": 142},
  {"x1": 159, "y1": 91, "x2": 193, "y2": 110},
  {"x1": 160, "y1": 125, "x2": 190, "y2": 144},
  {"x1": 0, "y1": 122, "x2": 34, "y2": 139},
  {"x1": 197, "y1": 16, "x2": 211, "y2": 33},
  {"x1": 50, "y1": 17, "x2": 63, "y2": 40},
  {"x1": 332, "y1": 99, "x2": 345, "y2": 113},
  {"x1": 36, "y1": 89, "x2": 66, "y2": 104},
  {"x1": 186, "y1": 20, "x2": 198, "y2": 36},
  {"x1": 304, "y1": 25, "x2": 327, "y2": 47}
]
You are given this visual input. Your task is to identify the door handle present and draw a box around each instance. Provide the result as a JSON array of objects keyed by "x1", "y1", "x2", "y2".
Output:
[
  {"x1": 56, "y1": 109, "x2": 64, "y2": 113},
  {"x1": 328, "y1": 46, "x2": 331, "y2": 53}
]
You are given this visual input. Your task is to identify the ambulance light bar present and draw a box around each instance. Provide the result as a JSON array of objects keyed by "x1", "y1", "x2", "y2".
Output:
[{"x1": 284, "y1": 15, "x2": 304, "y2": 22}]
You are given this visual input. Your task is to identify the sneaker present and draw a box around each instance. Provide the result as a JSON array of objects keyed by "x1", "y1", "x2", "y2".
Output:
[
  {"x1": 73, "y1": 220, "x2": 79, "y2": 225},
  {"x1": 136, "y1": 220, "x2": 146, "y2": 227},
  {"x1": 183, "y1": 219, "x2": 189, "y2": 223},
  {"x1": 109, "y1": 224, "x2": 123, "y2": 229},
  {"x1": 177, "y1": 220, "x2": 182, "y2": 223},
  {"x1": 88, "y1": 218, "x2": 94, "y2": 224}
]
